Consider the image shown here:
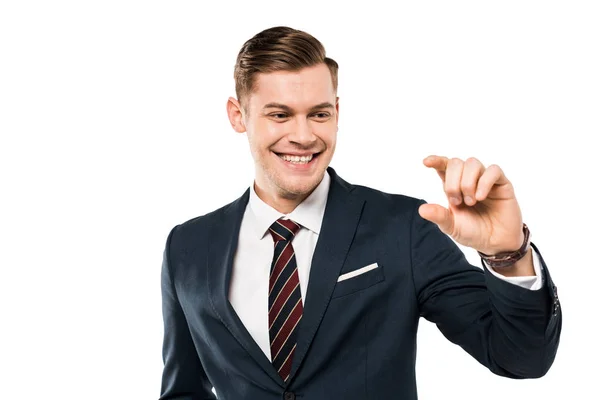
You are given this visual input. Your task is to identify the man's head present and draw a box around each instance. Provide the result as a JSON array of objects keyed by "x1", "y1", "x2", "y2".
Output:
[{"x1": 227, "y1": 26, "x2": 339, "y2": 211}]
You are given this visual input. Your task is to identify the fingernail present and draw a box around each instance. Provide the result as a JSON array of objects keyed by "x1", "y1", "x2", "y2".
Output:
[
  {"x1": 450, "y1": 197, "x2": 461, "y2": 205},
  {"x1": 464, "y1": 196, "x2": 473, "y2": 205}
]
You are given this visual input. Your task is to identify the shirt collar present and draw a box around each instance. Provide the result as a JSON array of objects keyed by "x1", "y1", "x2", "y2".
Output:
[{"x1": 248, "y1": 171, "x2": 331, "y2": 239}]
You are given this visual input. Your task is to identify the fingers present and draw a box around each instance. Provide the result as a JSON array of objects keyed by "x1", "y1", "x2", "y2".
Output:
[
  {"x1": 424, "y1": 155, "x2": 500, "y2": 206},
  {"x1": 423, "y1": 155, "x2": 449, "y2": 181},
  {"x1": 444, "y1": 158, "x2": 465, "y2": 206},
  {"x1": 475, "y1": 164, "x2": 508, "y2": 201},
  {"x1": 461, "y1": 158, "x2": 486, "y2": 205},
  {"x1": 418, "y1": 203, "x2": 454, "y2": 235}
]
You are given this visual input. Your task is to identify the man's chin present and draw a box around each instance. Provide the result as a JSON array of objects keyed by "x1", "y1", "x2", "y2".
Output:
[{"x1": 276, "y1": 176, "x2": 321, "y2": 198}]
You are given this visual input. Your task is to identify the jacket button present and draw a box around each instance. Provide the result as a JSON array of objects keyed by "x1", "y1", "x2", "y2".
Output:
[{"x1": 284, "y1": 392, "x2": 296, "y2": 400}]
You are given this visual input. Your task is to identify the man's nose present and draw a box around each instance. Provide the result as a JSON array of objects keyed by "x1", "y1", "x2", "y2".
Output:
[{"x1": 288, "y1": 117, "x2": 317, "y2": 145}]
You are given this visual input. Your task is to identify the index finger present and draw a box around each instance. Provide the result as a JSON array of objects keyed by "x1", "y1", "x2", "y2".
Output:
[{"x1": 423, "y1": 155, "x2": 449, "y2": 180}]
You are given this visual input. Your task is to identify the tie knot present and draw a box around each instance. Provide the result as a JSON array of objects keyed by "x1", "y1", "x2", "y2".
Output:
[{"x1": 269, "y1": 218, "x2": 301, "y2": 242}]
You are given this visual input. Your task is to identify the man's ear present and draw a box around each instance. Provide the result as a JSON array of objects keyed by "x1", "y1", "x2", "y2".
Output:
[
  {"x1": 335, "y1": 96, "x2": 340, "y2": 129},
  {"x1": 226, "y1": 97, "x2": 246, "y2": 133}
]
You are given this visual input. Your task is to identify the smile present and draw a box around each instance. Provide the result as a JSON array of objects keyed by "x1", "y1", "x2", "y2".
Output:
[{"x1": 276, "y1": 152, "x2": 320, "y2": 165}]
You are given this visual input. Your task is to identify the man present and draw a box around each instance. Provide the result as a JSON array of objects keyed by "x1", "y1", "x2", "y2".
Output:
[{"x1": 159, "y1": 26, "x2": 561, "y2": 399}]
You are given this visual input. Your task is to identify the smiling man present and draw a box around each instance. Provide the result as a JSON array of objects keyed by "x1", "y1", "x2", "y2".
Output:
[
  {"x1": 159, "y1": 26, "x2": 561, "y2": 400},
  {"x1": 230, "y1": 62, "x2": 338, "y2": 214}
]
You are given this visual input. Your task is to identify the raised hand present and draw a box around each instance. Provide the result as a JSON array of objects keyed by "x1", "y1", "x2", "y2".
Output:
[{"x1": 418, "y1": 155, "x2": 525, "y2": 255}]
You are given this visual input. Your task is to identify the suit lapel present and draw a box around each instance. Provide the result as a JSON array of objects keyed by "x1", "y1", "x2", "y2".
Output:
[
  {"x1": 206, "y1": 189, "x2": 285, "y2": 387},
  {"x1": 288, "y1": 167, "x2": 365, "y2": 381}
]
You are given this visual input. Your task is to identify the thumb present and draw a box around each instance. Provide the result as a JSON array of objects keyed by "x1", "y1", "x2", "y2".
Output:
[{"x1": 418, "y1": 203, "x2": 454, "y2": 235}]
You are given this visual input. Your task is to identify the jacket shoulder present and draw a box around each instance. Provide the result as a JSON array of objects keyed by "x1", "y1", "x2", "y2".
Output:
[
  {"x1": 351, "y1": 183, "x2": 425, "y2": 215},
  {"x1": 167, "y1": 190, "x2": 248, "y2": 250}
]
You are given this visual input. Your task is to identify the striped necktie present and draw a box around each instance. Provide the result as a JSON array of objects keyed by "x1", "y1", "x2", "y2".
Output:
[{"x1": 268, "y1": 218, "x2": 303, "y2": 382}]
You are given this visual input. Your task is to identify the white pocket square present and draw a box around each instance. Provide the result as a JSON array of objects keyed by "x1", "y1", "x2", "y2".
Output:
[{"x1": 337, "y1": 263, "x2": 379, "y2": 282}]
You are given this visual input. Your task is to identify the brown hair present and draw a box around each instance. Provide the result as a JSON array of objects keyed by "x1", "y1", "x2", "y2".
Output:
[{"x1": 234, "y1": 26, "x2": 339, "y2": 111}]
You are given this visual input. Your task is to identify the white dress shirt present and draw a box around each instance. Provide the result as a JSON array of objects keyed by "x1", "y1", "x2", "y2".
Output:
[{"x1": 228, "y1": 171, "x2": 543, "y2": 361}]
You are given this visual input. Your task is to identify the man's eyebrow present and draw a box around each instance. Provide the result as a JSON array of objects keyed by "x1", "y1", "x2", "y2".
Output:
[
  {"x1": 309, "y1": 102, "x2": 335, "y2": 111},
  {"x1": 262, "y1": 102, "x2": 335, "y2": 112}
]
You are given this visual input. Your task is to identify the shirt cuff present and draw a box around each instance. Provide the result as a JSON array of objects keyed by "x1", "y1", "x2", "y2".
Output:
[{"x1": 483, "y1": 247, "x2": 544, "y2": 290}]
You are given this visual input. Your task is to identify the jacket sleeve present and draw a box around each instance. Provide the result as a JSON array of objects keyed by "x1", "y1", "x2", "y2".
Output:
[
  {"x1": 410, "y1": 200, "x2": 562, "y2": 378},
  {"x1": 159, "y1": 226, "x2": 217, "y2": 400}
]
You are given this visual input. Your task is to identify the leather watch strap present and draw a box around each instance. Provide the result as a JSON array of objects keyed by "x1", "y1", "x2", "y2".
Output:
[{"x1": 478, "y1": 223, "x2": 531, "y2": 268}]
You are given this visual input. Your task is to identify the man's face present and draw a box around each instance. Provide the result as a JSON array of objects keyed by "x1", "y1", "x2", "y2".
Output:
[{"x1": 232, "y1": 63, "x2": 339, "y2": 202}]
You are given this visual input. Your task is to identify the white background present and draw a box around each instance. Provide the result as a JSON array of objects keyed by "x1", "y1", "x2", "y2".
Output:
[{"x1": 1, "y1": 1, "x2": 598, "y2": 399}]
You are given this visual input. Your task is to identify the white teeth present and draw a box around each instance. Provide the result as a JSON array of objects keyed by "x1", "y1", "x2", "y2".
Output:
[{"x1": 279, "y1": 154, "x2": 314, "y2": 164}]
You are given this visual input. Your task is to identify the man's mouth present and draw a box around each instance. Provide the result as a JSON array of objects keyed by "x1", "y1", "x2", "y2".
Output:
[{"x1": 275, "y1": 152, "x2": 320, "y2": 165}]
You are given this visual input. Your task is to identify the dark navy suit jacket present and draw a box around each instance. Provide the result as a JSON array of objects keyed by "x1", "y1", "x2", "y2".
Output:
[{"x1": 159, "y1": 167, "x2": 561, "y2": 399}]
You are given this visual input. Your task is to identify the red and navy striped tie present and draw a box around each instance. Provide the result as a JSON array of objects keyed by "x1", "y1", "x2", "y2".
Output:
[{"x1": 268, "y1": 218, "x2": 303, "y2": 382}]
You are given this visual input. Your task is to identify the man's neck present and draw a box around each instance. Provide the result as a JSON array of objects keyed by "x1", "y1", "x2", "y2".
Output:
[{"x1": 253, "y1": 182, "x2": 314, "y2": 214}]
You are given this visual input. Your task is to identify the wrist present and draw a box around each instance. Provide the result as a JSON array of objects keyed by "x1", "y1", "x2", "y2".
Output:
[
  {"x1": 490, "y1": 246, "x2": 535, "y2": 277},
  {"x1": 478, "y1": 223, "x2": 531, "y2": 268}
]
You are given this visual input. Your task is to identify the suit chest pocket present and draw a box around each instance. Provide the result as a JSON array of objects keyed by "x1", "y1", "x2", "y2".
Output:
[{"x1": 331, "y1": 262, "x2": 386, "y2": 299}]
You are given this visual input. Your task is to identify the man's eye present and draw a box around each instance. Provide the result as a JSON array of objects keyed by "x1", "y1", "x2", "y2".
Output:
[
  {"x1": 270, "y1": 113, "x2": 288, "y2": 119},
  {"x1": 313, "y1": 113, "x2": 330, "y2": 119}
]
